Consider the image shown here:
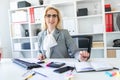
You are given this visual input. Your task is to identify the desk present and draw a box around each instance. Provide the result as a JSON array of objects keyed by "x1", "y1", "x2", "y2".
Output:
[{"x1": 0, "y1": 58, "x2": 120, "y2": 80}]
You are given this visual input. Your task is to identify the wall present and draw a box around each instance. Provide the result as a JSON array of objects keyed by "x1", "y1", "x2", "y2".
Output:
[{"x1": 0, "y1": 0, "x2": 12, "y2": 58}]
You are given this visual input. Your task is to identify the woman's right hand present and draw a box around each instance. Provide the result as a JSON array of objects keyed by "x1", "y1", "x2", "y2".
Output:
[{"x1": 37, "y1": 54, "x2": 46, "y2": 60}]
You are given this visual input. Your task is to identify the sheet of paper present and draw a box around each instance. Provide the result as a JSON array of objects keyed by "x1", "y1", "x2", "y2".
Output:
[{"x1": 90, "y1": 61, "x2": 113, "y2": 71}]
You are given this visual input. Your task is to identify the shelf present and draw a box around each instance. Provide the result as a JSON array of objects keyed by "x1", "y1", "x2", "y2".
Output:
[
  {"x1": 9, "y1": 8, "x2": 28, "y2": 12},
  {"x1": 30, "y1": 22, "x2": 41, "y2": 25},
  {"x1": 106, "y1": 31, "x2": 120, "y2": 34},
  {"x1": 77, "y1": 14, "x2": 102, "y2": 19},
  {"x1": 12, "y1": 37, "x2": 30, "y2": 39},
  {"x1": 105, "y1": 11, "x2": 120, "y2": 14},
  {"x1": 92, "y1": 47, "x2": 104, "y2": 50},
  {"x1": 31, "y1": 36, "x2": 38, "y2": 39},
  {"x1": 11, "y1": 22, "x2": 29, "y2": 24},
  {"x1": 13, "y1": 50, "x2": 31, "y2": 52},
  {"x1": 107, "y1": 47, "x2": 120, "y2": 50}
]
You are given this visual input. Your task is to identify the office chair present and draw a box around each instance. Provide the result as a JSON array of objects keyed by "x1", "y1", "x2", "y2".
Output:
[{"x1": 71, "y1": 35, "x2": 93, "y2": 55}]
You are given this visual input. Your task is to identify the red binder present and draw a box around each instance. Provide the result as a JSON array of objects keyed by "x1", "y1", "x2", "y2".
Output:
[
  {"x1": 105, "y1": 13, "x2": 113, "y2": 32},
  {"x1": 109, "y1": 13, "x2": 113, "y2": 32},
  {"x1": 29, "y1": 7, "x2": 35, "y2": 23},
  {"x1": 105, "y1": 14, "x2": 109, "y2": 32}
]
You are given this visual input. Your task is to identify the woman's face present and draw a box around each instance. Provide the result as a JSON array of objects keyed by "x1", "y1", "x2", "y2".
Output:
[{"x1": 45, "y1": 9, "x2": 58, "y2": 29}]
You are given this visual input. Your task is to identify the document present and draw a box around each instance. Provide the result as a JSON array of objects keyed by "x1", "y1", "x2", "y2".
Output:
[
  {"x1": 32, "y1": 68, "x2": 70, "y2": 80},
  {"x1": 75, "y1": 61, "x2": 114, "y2": 72}
]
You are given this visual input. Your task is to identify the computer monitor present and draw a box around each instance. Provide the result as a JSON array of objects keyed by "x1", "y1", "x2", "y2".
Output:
[{"x1": 71, "y1": 35, "x2": 93, "y2": 53}]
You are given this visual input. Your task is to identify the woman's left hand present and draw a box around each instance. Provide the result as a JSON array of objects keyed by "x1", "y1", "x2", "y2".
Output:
[{"x1": 79, "y1": 51, "x2": 90, "y2": 61}]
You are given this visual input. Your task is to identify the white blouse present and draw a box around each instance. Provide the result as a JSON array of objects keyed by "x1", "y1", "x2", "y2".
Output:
[{"x1": 43, "y1": 29, "x2": 57, "y2": 58}]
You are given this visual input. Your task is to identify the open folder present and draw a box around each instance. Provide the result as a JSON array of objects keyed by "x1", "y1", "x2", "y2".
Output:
[{"x1": 75, "y1": 61, "x2": 114, "y2": 72}]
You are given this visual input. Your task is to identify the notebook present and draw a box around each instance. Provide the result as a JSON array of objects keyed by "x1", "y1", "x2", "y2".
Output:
[{"x1": 75, "y1": 61, "x2": 114, "y2": 72}]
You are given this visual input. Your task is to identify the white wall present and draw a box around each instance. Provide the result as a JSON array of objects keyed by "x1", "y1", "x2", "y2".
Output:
[{"x1": 0, "y1": 0, "x2": 12, "y2": 58}]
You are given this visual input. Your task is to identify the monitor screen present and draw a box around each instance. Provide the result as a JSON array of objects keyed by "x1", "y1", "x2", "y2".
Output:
[{"x1": 71, "y1": 35, "x2": 93, "y2": 53}]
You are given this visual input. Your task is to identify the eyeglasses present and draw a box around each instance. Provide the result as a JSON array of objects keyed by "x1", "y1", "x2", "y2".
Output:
[{"x1": 45, "y1": 14, "x2": 58, "y2": 18}]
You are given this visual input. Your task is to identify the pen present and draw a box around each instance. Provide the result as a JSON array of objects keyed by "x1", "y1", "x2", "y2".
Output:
[
  {"x1": 34, "y1": 71, "x2": 48, "y2": 77},
  {"x1": 24, "y1": 72, "x2": 36, "y2": 80},
  {"x1": 22, "y1": 70, "x2": 31, "y2": 77}
]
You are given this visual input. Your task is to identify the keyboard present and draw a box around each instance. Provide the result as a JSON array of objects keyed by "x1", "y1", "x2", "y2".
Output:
[{"x1": 12, "y1": 58, "x2": 42, "y2": 69}]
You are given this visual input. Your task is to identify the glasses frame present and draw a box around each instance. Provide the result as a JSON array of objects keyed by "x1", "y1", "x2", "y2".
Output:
[{"x1": 45, "y1": 14, "x2": 58, "y2": 18}]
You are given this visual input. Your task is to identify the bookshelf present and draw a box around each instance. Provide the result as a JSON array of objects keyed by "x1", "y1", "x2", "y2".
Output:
[
  {"x1": 105, "y1": 0, "x2": 120, "y2": 58},
  {"x1": 9, "y1": 7, "x2": 44, "y2": 58},
  {"x1": 9, "y1": 0, "x2": 120, "y2": 58}
]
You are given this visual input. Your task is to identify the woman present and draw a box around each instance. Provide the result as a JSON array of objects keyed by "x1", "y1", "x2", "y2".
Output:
[{"x1": 37, "y1": 6, "x2": 90, "y2": 61}]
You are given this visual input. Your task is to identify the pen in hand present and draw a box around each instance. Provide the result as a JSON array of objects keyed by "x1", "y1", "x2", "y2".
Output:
[{"x1": 80, "y1": 51, "x2": 89, "y2": 61}]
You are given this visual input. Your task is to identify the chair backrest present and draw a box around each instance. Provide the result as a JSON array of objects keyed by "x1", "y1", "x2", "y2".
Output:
[{"x1": 71, "y1": 35, "x2": 93, "y2": 53}]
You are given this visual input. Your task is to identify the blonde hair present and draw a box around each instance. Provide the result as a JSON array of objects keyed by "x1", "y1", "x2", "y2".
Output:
[{"x1": 41, "y1": 6, "x2": 63, "y2": 30}]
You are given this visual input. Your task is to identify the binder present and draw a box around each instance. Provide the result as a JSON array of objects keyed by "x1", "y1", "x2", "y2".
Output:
[
  {"x1": 109, "y1": 13, "x2": 113, "y2": 32},
  {"x1": 113, "y1": 13, "x2": 120, "y2": 31},
  {"x1": 116, "y1": 13, "x2": 120, "y2": 30},
  {"x1": 105, "y1": 14, "x2": 109, "y2": 32},
  {"x1": 12, "y1": 10, "x2": 28, "y2": 22},
  {"x1": 34, "y1": 7, "x2": 44, "y2": 23},
  {"x1": 29, "y1": 7, "x2": 35, "y2": 23},
  {"x1": 105, "y1": 13, "x2": 113, "y2": 32}
]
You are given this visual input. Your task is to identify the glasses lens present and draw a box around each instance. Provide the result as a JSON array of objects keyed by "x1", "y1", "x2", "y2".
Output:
[
  {"x1": 52, "y1": 14, "x2": 57, "y2": 18},
  {"x1": 46, "y1": 14, "x2": 51, "y2": 18},
  {"x1": 46, "y1": 14, "x2": 58, "y2": 18}
]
